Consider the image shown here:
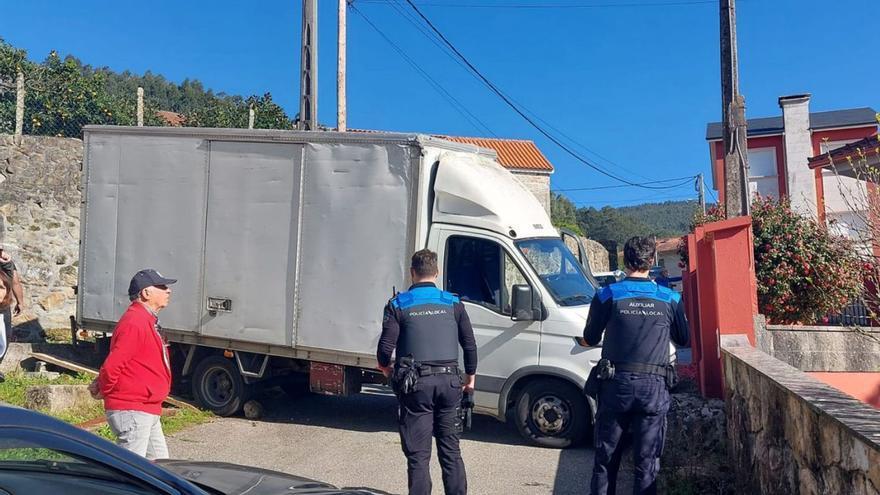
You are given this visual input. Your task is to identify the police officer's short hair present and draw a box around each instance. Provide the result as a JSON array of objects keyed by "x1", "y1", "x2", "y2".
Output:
[
  {"x1": 623, "y1": 237, "x2": 655, "y2": 271},
  {"x1": 411, "y1": 249, "x2": 439, "y2": 277}
]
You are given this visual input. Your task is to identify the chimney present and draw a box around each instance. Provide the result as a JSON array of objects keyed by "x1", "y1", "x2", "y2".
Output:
[{"x1": 778, "y1": 94, "x2": 816, "y2": 217}]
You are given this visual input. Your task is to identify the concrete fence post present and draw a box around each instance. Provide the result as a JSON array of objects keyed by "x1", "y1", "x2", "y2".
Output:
[
  {"x1": 136, "y1": 87, "x2": 144, "y2": 126},
  {"x1": 248, "y1": 106, "x2": 255, "y2": 129},
  {"x1": 14, "y1": 70, "x2": 24, "y2": 145}
]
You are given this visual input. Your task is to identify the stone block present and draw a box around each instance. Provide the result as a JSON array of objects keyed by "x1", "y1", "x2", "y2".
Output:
[
  {"x1": 38, "y1": 292, "x2": 69, "y2": 311},
  {"x1": 799, "y1": 468, "x2": 819, "y2": 495},
  {"x1": 819, "y1": 419, "x2": 841, "y2": 464},
  {"x1": 843, "y1": 437, "x2": 871, "y2": 472},
  {"x1": 24, "y1": 384, "x2": 98, "y2": 414}
]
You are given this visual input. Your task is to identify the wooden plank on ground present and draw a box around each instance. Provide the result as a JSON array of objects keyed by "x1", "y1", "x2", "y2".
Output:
[{"x1": 29, "y1": 352, "x2": 200, "y2": 412}]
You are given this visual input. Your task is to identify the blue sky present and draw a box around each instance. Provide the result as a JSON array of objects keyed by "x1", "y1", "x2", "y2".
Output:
[{"x1": 3, "y1": 0, "x2": 877, "y2": 207}]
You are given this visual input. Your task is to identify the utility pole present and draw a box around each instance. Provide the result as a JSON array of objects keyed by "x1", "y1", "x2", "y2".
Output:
[
  {"x1": 720, "y1": 0, "x2": 750, "y2": 217},
  {"x1": 337, "y1": 0, "x2": 347, "y2": 132},
  {"x1": 696, "y1": 173, "x2": 706, "y2": 213},
  {"x1": 299, "y1": 0, "x2": 318, "y2": 130}
]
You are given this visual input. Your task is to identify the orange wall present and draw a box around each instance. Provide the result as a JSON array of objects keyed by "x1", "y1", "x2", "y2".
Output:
[{"x1": 808, "y1": 372, "x2": 880, "y2": 409}]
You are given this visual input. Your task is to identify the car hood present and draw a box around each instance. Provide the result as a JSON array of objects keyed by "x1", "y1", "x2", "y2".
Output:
[{"x1": 157, "y1": 460, "x2": 383, "y2": 495}]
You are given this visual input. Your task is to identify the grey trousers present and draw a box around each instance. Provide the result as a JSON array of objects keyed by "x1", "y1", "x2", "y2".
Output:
[{"x1": 105, "y1": 410, "x2": 169, "y2": 460}]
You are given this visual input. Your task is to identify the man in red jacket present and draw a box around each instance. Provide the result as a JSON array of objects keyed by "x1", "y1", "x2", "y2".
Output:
[{"x1": 92, "y1": 268, "x2": 176, "y2": 460}]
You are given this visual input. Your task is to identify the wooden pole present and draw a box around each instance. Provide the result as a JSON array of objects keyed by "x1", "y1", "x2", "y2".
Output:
[
  {"x1": 337, "y1": 0, "x2": 347, "y2": 132},
  {"x1": 720, "y1": 0, "x2": 749, "y2": 217},
  {"x1": 137, "y1": 87, "x2": 144, "y2": 126},
  {"x1": 14, "y1": 70, "x2": 24, "y2": 145}
]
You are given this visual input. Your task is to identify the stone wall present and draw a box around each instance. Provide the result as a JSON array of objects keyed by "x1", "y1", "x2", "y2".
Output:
[
  {"x1": 582, "y1": 237, "x2": 610, "y2": 273},
  {"x1": 756, "y1": 318, "x2": 880, "y2": 372},
  {"x1": 723, "y1": 343, "x2": 880, "y2": 494},
  {"x1": 0, "y1": 134, "x2": 82, "y2": 332},
  {"x1": 511, "y1": 171, "x2": 550, "y2": 214}
]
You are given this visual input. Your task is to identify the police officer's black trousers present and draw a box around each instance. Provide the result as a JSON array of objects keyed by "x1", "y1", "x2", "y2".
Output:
[
  {"x1": 590, "y1": 372, "x2": 670, "y2": 495},
  {"x1": 397, "y1": 373, "x2": 467, "y2": 495}
]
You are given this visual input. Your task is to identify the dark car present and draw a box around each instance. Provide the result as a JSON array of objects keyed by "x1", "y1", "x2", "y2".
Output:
[{"x1": 0, "y1": 405, "x2": 381, "y2": 495}]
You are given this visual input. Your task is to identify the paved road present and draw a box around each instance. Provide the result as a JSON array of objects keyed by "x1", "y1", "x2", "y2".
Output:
[{"x1": 167, "y1": 386, "x2": 633, "y2": 494}]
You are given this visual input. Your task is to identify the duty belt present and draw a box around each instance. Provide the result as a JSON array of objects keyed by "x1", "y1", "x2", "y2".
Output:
[
  {"x1": 418, "y1": 365, "x2": 459, "y2": 376},
  {"x1": 613, "y1": 362, "x2": 668, "y2": 376}
]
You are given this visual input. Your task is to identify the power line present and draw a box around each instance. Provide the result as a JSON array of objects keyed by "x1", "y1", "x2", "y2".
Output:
[
  {"x1": 350, "y1": 4, "x2": 497, "y2": 136},
  {"x1": 574, "y1": 194, "x2": 698, "y2": 207},
  {"x1": 706, "y1": 184, "x2": 719, "y2": 204},
  {"x1": 553, "y1": 176, "x2": 696, "y2": 192},
  {"x1": 369, "y1": 0, "x2": 663, "y2": 182},
  {"x1": 400, "y1": 0, "x2": 685, "y2": 190},
  {"x1": 361, "y1": 0, "x2": 719, "y2": 9}
]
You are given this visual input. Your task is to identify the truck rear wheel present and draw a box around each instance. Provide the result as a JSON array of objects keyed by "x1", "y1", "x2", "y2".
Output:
[
  {"x1": 513, "y1": 379, "x2": 590, "y2": 448},
  {"x1": 192, "y1": 355, "x2": 250, "y2": 416}
]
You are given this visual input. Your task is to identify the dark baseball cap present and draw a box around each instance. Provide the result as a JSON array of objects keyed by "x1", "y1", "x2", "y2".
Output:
[{"x1": 128, "y1": 269, "x2": 177, "y2": 300}]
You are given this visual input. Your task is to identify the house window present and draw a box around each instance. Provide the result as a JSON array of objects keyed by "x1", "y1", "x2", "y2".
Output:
[
  {"x1": 747, "y1": 148, "x2": 779, "y2": 199},
  {"x1": 820, "y1": 140, "x2": 868, "y2": 240}
]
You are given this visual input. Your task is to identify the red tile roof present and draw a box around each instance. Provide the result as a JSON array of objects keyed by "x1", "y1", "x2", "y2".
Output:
[
  {"x1": 156, "y1": 110, "x2": 185, "y2": 127},
  {"x1": 655, "y1": 236, "x2": 683, "y2": 253},
  {"x1": 808, "y1": 134, "x2": 880, "y2": 169},
  {"x1": 438, "y1": 136, "x2": 554, "y2": 172}
]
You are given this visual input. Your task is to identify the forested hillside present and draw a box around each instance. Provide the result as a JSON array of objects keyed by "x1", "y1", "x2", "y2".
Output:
[{"x1": 551, "y1": 193, "x2": 703, "y2": 245}]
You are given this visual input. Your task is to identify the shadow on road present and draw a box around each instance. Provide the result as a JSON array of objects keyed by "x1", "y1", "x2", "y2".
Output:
[{"x1": 250, "y1": 385, "x2": 531, "y2": 447}]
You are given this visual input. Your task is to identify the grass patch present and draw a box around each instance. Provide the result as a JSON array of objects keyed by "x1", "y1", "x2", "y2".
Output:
[
  {"x1": 43, "y1": 327, "x2": 73, "y2": 343},
  {"x1": 0, "y1": 371, "x2": 211, "y2": 442},
  {"x1": 0, "y1": 371, "x2": 93, "y2": 408}
]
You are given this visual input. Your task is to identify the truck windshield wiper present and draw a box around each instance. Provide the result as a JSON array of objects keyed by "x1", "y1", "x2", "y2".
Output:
[{"x1": 559, "y1": 294, "x2": 590, "y2": 305}]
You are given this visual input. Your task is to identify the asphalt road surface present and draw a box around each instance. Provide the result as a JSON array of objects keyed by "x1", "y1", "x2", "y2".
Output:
[{"x1": 167, "y1": 386, "x2": 634, "y2": 494}]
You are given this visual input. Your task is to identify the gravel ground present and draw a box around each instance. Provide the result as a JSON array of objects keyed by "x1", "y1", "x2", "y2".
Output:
[{"x1": 167, "y1": 385, "x2": 633, "y2": 494}]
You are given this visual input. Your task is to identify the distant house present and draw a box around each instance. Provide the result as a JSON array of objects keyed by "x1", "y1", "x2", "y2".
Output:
[
  {"x1": 706, "y1": 95, "x2": 878, "y2": 235},
  {"x1": 655, "y1": 236, "x2": 683, "y2": 282}
]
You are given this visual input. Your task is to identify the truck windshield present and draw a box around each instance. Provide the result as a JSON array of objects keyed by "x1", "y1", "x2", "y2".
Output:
[{"x1": 515, "y1": 238, "x2": 596, "y2": 306}]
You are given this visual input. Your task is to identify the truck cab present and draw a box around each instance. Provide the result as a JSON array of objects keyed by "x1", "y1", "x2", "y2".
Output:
[{"x1": 424, "y1": 149, "x2": 601, "y2": 447}]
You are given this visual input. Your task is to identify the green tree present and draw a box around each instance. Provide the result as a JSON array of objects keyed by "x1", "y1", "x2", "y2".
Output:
[
  {"x1": 550, "y1": 192, "x2": 582, "y2": 235},
  {"x1": 576, "y1": 206, "x2": 653, "y2": 245}
]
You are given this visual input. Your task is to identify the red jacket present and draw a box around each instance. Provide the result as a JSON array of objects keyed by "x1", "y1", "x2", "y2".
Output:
[{"x1": 98, "y1": 302, "x2": 171, "y2": 415}]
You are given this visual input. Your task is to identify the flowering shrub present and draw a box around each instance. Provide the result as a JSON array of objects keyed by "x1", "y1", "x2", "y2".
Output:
[
  {"x1": 679, "y1": 199, "x2": 861, "y2": 324},
  {"x1": 751, "y1": 197, "x2": 861, "y2": 324}
]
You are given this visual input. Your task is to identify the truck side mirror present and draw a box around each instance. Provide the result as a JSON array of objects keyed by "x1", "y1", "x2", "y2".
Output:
[{"x1": 511, "y1": 284, "x2": 535, "y2": 321}]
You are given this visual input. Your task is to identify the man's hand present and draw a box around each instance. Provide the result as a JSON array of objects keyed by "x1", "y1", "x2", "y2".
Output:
[
  {"x1": 462, "y1": 374, "x2": 476, "y2": 393},
  {"x1": 88, "y1": 379, "x2": 103, "y2": 400},
  {"x1": 377, "y1": 363, "x2": 393, "y2": 378}
]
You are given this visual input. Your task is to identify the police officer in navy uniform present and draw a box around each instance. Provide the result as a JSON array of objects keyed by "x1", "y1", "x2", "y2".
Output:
[
  {"x1": 377, "y1": 249, "x2": 477, "y2": 495},
  {"x1": 583, "y1": 237, "x2": 689, "y2": 495}
]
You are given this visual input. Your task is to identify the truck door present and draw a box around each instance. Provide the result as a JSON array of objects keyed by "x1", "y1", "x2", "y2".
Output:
[
  {"x1": 201, "y1": 142, "x2": 302, "y2": 346},
  {"x1": 431, "y1": 228, "x2": 541, "y2": 409}
]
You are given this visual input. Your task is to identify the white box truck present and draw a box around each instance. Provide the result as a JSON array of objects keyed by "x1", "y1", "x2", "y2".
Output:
[{"x1": 76, "y1": 126, "x2": 606, "y2": 447}]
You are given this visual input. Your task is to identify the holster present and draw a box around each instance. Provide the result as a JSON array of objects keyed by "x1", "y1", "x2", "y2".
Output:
[
  {"x1": 665, "y1": 364, "x2": 679, "y2": 390},
  {"x1": 584, "y1": 358, "x2": 614, "y2": 399},
  {"x1": 458, "y1": 390, "x2": 474, "y2": 432},
  {"x1": 391, "y1": 356, "x2": 420, "y2": 396}
]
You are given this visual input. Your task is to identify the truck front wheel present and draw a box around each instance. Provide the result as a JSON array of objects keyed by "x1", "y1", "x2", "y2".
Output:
[
  {"x1": 513, "y1": 379, "x2": 590, "y2": 448},
  {"x1": 192, "y1": 355, "x2": 250, "y2": 416}
]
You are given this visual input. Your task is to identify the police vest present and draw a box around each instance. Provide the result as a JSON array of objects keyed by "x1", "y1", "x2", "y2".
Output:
[
  {"x1": 599, "y1": 279, "x2": 679, "y2": 366},
  {"x1": 392, "y1": 286, "x2": 460, "y2": 363}
]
